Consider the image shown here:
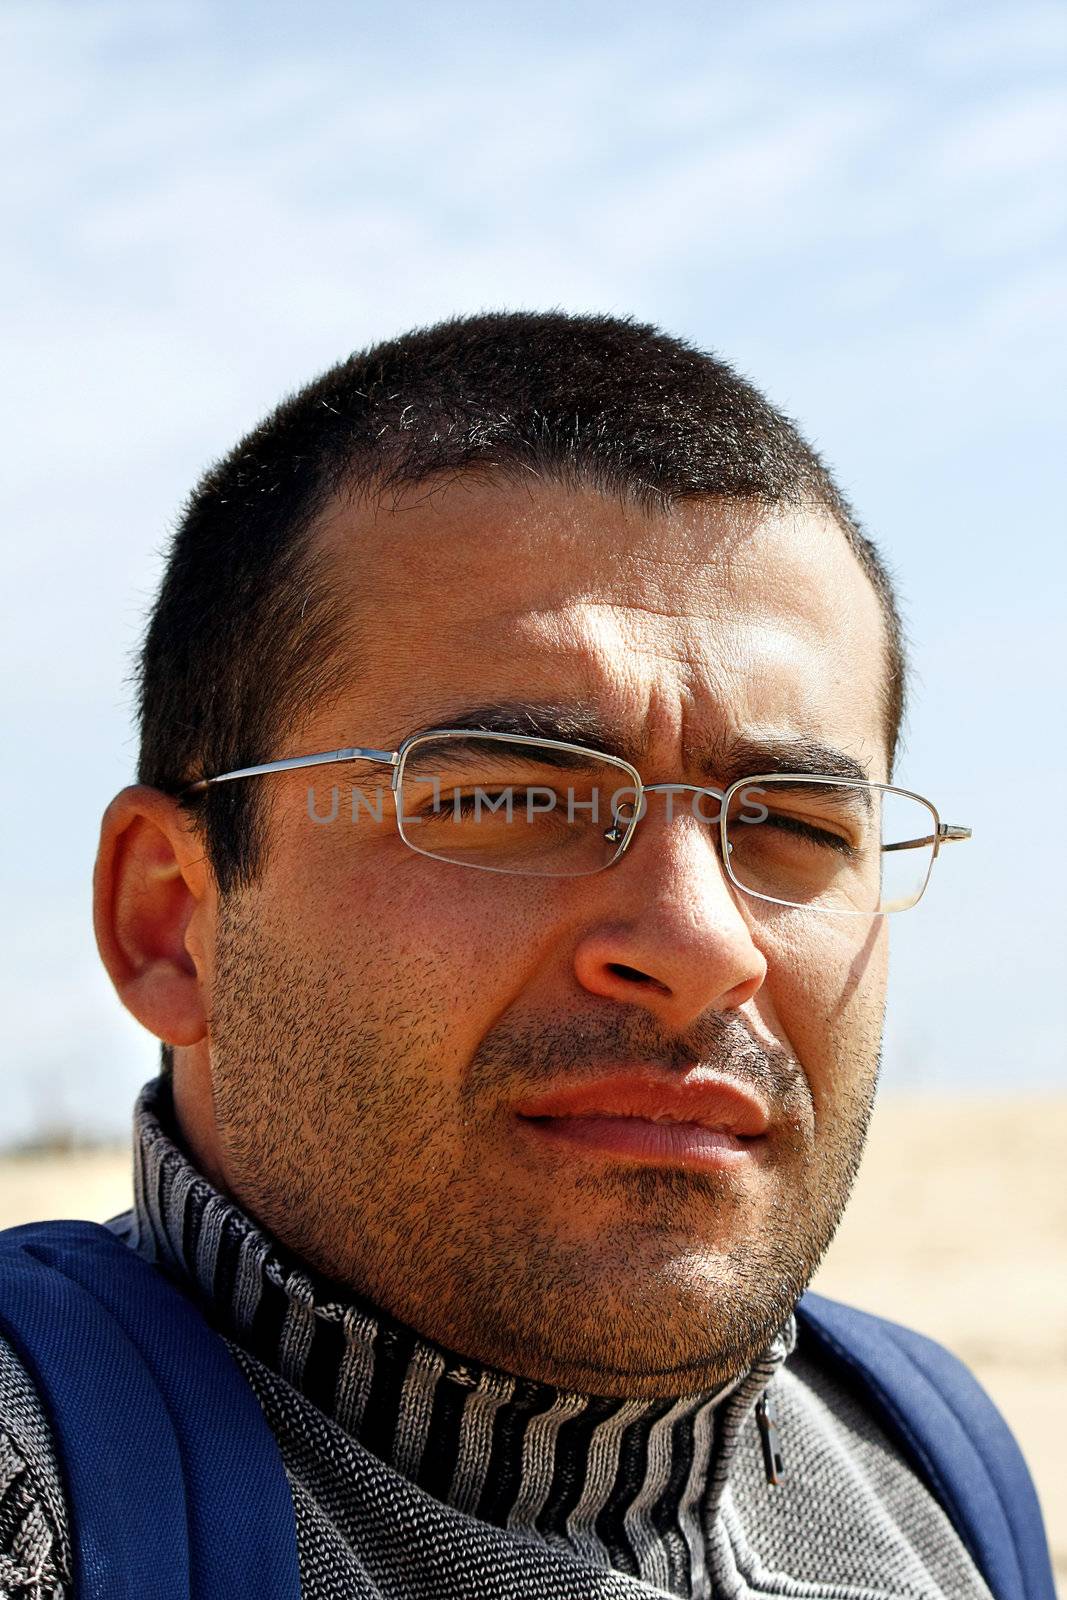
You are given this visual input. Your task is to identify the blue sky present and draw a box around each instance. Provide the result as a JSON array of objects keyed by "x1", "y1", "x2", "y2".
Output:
[{"x1": 2, "y1": 0, "x2": 1065, "y2": 1142}]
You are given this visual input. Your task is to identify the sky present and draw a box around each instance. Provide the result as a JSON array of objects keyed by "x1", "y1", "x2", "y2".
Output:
[{"x1": 1, "y1": 0, "x2": 1065, "y2": 1144}]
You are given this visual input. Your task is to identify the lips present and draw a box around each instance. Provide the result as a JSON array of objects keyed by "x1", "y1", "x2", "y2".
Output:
[
  {"x1": 514, "y1": 1070, "x2": 771, "y2": 1137},
  {"x1": 513, "y1": 1069, "x2": 771, "y2": 1171}
]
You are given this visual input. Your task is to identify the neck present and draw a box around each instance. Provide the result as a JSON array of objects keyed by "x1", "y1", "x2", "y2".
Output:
[{"x1": 125, "y1": 1075, "x2": 796, "y2": 1598}]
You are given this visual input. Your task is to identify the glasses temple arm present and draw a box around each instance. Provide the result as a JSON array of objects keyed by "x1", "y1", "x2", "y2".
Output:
[
  {"x1": 883, "y1": 824, "x2": 972, "y2": 854},
  {"x1": 179, "y1": 747, "x2": 399, "y2": 797}
]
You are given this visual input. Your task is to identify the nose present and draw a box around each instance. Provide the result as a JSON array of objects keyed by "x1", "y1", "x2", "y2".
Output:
[{"x1": 572, "y1": 803, "x2": 767, "y2": 1030}]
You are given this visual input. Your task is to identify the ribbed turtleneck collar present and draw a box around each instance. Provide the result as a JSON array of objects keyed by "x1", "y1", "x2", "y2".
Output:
[{"x1": 119, "y1": 1076, "x2": 796, "y2": 1598}]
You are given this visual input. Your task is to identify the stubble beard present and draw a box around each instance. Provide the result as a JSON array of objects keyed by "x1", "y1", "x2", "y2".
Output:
[{"x1": 207, "y1": 895, "x2": 881, "y2": 1398}]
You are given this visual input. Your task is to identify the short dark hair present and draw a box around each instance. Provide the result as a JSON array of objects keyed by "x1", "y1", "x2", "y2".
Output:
[{"x1": 138, "y1": 310, "x2": 906, "y2": 900}]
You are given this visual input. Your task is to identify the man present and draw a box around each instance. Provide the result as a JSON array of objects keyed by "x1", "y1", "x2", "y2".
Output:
[{"x1": 0, "y1": 312, "x2": 1053, "y2": 1598}]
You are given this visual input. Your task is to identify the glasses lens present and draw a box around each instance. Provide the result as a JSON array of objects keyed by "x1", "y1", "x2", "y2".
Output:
[
  {"x1": 397, "y1": 735, "x2": 637, "y2": 876},
  {"x1": 723, "y1": 778, "x2": 938, "y2": 914}
]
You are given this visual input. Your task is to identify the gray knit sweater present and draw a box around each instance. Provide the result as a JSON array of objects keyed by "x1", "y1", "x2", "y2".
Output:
[{"x1": 0, "y1": 1079, "x2": 995, "y2": 1599}]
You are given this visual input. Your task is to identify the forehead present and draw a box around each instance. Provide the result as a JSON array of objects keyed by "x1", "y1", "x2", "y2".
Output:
[{"x1": 309, "y1": 479, "x2": 891, "y2": 779}]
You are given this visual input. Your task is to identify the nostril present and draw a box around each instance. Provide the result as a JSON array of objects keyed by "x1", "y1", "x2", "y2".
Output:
[{"x1": 606, "y1": 962, "x2": 671, "y2": 995}]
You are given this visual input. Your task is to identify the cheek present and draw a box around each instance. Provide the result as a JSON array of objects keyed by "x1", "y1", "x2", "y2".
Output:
[
  {"x1": 294, "y1": 826, "x2": 572, "y2": 1068},
  {"x1": 761, "y1": 916, "x2": 888, "y2": 1111}
]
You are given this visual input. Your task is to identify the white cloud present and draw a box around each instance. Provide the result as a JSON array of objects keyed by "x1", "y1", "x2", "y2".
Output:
[
  {"x1": 921, "y1": 2, "x2": 1067, "y2": 74},
  {"x1": 934, "y1": 91, "x2": 1067, "y2": 181}
]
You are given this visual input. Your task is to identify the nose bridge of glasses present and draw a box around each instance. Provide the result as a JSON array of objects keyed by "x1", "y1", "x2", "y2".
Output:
[
  {"x1": 624, "y1": 780, "x2": 728, "y2": 824},
  {"x1": 613, "y1": 780, "x2": 730, "y2": 861},
  {"x1": 641, "y1": 780, "x2": 724, "y2": 800}
]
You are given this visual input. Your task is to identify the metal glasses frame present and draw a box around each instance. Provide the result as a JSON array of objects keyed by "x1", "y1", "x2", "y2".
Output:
[{"x1": 180, "y1": 728, "x2": 971, "y2": 914}]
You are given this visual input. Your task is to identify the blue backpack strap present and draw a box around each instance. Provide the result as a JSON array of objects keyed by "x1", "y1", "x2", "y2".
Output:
[
  {"x1": 795, "y1": 1290, "x2": 1055, "y2": 1600},
  {"x1": 0, "y1": 1219, "x2": 301, "y2": 1600}
]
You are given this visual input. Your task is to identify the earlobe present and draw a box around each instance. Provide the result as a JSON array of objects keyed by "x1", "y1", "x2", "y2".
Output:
[{"x1": 93, "y1": 785, "x2": 213, "y2": 1047}]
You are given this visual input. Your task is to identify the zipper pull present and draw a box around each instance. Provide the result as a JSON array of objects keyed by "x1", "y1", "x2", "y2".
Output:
[{"x1": 756, "y1": 1394, "x2": 784, "y2": 1486}]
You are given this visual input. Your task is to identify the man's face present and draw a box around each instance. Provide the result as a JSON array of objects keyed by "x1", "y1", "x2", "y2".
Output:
[{"x1": 200, "y1": 481, "x2": 890, "y2": 1396}]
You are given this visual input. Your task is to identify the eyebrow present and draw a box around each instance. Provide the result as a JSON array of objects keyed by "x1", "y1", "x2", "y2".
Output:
[
  {"x1": 709, "y1": 736, "x2": 870, "y2": 787},
  {"x1": 405, "y1": 703, "x2": 644, "y2": 763},
  {"x1": 405, "y1": 703, "x2": 870, "y2": 785}
]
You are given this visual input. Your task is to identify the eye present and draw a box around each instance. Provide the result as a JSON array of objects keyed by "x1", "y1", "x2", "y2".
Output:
[
  {"x1": 760, "y1": 812, "x2": 858, "y2": 857},
  {"x1": 451, "y1": 789, "x2": 511, "y2": 816}
]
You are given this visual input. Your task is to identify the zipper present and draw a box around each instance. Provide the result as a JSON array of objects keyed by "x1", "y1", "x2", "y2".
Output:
[{"x1": 756, "y1": 1394, "x2": 784, "y2": 1486}]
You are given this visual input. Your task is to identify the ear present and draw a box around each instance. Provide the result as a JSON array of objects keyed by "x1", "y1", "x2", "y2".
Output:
[{"x1": 93, "y1": 786, "x2": 214, "y2": 1046}]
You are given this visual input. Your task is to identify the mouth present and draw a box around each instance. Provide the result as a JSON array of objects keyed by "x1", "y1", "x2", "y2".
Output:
[{"x1": 513, "y1": 1069, "x2": 770, "y2": 1172}]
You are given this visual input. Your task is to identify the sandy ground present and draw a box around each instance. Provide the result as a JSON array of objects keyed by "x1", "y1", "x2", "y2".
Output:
[{"x1": 2, "y1": 1093, "x2": 1064, "y2": 1595}]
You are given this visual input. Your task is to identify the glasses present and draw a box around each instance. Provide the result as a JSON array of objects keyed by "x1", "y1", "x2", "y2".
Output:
[{"x1": 182, "y1": 729, "x2": 971, "y2": 916}]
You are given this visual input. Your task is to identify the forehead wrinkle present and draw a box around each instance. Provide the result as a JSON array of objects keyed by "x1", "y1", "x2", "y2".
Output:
[{"x1": 505, "y1": 599, "x2": 706, "y2": 703}]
